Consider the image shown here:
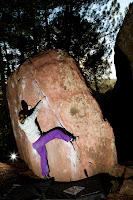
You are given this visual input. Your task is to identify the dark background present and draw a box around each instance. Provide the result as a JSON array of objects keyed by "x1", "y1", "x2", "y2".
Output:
[{"x1": 0, "y1": 0, "x2": 132, "y2": 163}]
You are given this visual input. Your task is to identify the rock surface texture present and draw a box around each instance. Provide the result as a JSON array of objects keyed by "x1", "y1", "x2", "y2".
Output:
[
  {"x1": 116, "y1": 3, "x2": 133, "y2": 78},
  {"x1": 7, "y1": 50, "x2": 117, "y2": 181},
  {"x1": 113, "y1": 3, "x2": 133, "y2": 161}
]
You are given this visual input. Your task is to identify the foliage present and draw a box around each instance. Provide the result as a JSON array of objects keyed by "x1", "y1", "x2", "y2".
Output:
[
  {"x1": 88, "y1": 79, "x2": 116, "y2": 93},
  {"x1": 0, "y1": 0, "x2": 123, "y2": 80},
  {"x1": 0, "y1": 0, "x2": 125, "y2": 159}
]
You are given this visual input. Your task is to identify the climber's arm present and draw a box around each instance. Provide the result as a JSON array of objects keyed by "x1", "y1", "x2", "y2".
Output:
[
  {"x1": 30, "y1": 96, "x2": 46, "y2": 120},
  {"x1": 41, "y1": 96, "x2": 46, "y2": 103},
  {"x1": 30, "y1": 101, "x2": 42, "y2": 120}
]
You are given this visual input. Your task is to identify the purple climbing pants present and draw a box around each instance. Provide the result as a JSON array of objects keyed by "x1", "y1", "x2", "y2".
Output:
[{"x1": 32, "y1": 128, "x2": 72, "y2": 176}]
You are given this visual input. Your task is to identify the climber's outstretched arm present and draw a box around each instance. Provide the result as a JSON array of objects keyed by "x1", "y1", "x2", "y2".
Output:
[
  {"x1": 41, "y1": 96, "x2": 46, "y2": 103},
  {"x1": 31, "y1": 96, "x2": 46, "y2": 120}
]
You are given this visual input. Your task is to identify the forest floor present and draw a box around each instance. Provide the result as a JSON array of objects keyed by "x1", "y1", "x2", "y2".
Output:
[{"x1": 0, "y1": 159, "x2": 133, "y2": 200}]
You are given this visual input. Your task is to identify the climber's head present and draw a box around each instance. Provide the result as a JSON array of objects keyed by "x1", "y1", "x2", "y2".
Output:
[{"x1": 19, "y1": 110, "x2": 27, "y2": 124}]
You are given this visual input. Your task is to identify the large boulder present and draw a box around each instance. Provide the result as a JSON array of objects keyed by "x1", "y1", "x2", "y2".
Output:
[
  {"x1": 112, "y1": 3, "x2": 133, "y2": 161},
  {"x1": 7, "y1": 49, "x2": 117, "y2": 182},
  {"x1": 116, "y1": 3, "x2": 133, "y2": 78}
]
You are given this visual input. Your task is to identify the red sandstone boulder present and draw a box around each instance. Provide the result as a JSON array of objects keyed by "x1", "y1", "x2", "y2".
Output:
[{"x1": 7, "y1": 50, "x2": 117, "y2": 182}]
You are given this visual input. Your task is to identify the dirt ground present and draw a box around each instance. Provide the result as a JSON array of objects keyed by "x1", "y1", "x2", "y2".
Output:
[{"x1": 0, "y1": 159, "x2": 133, "y2": 200}]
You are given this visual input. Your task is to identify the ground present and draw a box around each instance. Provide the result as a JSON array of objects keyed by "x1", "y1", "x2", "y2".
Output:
[{"x1": 0, "y1": 159, "x2": 133, "y2": 200}]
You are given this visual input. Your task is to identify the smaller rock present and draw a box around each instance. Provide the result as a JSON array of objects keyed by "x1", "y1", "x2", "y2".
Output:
[
  {"x1": 125, "y1": 166, "x2": 133, "y2": 179},
  {"x1": 105, "y1": 193, "x2": 118, "y2": 200},
  {"x1": 111, "y1": 180, "x2": 120, "y2": 193},
  {"x1": 109, "y1": 164, "x2": 126, "y2": 177},
  {"x1": 119, "y1": 180, "x2": 133, "y2": 196}
]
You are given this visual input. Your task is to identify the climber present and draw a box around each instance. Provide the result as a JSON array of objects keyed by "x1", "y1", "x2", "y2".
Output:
[{"x1": 18, "y1": 97, "x2": 79, "y2": 180}]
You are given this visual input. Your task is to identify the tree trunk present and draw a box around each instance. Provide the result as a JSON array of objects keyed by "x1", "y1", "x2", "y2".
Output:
[
  {"x1": 0, "y1": 47, "x2": 7, "y2": 106},
  {"x1": 0, "y1": 47, "x2": 11, "y2": 128},
  {"x1": 3, "y1": 41, "x2": 11, "y2": 77},
  {"x1": 33, "y1": 30, "x2": 38, "y2": 54},
  {"x1": 44, "y1": 2, "x2": 51, "y2": 49},
  {"x1": 93, "y1": 69, "x2": 99, "y2": 92},
  {"x1": 33, "y1": 10, "x2": 38, "y2": 54},
  {"x1": 19, "y1": 35, "x2": 25, "y2": 65},
  {"x1": 64, "y1": 0, "x2": 71, "y2": 52}
]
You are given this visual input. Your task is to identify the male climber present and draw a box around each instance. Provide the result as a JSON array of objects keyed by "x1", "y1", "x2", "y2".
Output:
[{"x1": 18, "y1": 97, "x2": 78, "y2": 180}]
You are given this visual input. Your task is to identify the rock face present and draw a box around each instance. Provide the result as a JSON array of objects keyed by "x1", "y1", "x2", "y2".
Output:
[
  {"x1": 119, "y1": 180, "x2": 133, "y2": 196},
  {"x1": 113, "y1": 3, "x2": 133, "y2": 161},
  {"x1": 7, "y1": 50, "x2": 117, "y2": 182},
  {"x1": 116, "y1": 3, "x2": 133, "y2": 78}
]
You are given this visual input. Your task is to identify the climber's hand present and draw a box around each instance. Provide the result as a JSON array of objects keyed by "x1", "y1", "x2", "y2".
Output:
[
  {"x1": 28, "y1": 105, "x2": 32, "y2": 110},
  {"x1": 41, "y1": 96, "x2": 46, "y2": 103}
]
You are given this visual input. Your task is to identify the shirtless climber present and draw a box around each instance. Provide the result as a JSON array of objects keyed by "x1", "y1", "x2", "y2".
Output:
[{"x1": 18, "y1": 97, "x2": 79, "y2": 180}]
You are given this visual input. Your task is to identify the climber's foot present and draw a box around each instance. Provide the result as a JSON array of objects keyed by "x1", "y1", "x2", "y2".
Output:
[
  {"x1": 70, "y1": 136, "x2": 79, "y2": 143},
  {"x1": 44, "y1": 175, "x2": 50, "y2": 180},
  {"x1": 44, "y1": 174, "x2": 54, "y2": 181}
]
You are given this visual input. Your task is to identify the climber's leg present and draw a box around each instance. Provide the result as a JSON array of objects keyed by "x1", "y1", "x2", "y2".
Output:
[
  {"x1": 33, "y1": 128, "x2": 72, "y2": 148},
  {"x1": 33, "y1": 142, "x2": 49, "y2": 176},
  {"x1": 32, "y1": 128, "x2": 72, "y2": 176},
  {"x1": 43, "y1": 128, "x2": 72, "y2": 144}
]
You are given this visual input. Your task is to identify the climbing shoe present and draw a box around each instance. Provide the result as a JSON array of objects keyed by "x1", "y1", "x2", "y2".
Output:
[
  {"x1": 70, "y1": 136, "x2": 79, "y2": 143},
  {"x1": 44, "y1": 175, "x2": 54, "y2": 181}
]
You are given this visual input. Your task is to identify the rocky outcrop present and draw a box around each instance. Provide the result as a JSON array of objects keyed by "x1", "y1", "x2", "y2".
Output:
[
  {"x1": 119, "y1": 180, "x2": 133, "y2": 196},
  {"x1": 105, "y1": 3, "x2": 133, "y2": 162},
  {"x1": 116, "y1": 3, "x2": 133, "y2": 78},
  {"x1": 7, "y1": 49, "x2": 117, "y2": 181}
]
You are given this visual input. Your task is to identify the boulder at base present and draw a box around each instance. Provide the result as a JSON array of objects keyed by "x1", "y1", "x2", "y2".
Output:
[{"x1": 7, "y1": 50, "x2": 117, "y2": 182}]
